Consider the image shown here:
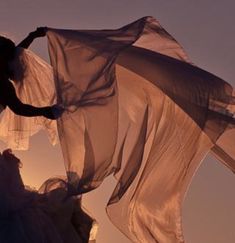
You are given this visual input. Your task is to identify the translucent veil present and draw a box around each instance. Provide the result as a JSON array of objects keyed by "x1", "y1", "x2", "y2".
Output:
[
  {"x1": 46, "y1": 17, "x2": 235, "y2": 243},
  {"x1": 0, "y1": 48, "x2": 58, "y2": 150},
  {"x1": 1, "y1": 17, "x2": 235, "y2": 242}
]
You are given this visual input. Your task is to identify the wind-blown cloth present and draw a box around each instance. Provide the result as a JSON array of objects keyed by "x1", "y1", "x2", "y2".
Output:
[
  {"x1": 46, "y1": 16, "x2": 235, "y2": 242},
  {"x1": 1, "y1": 16, "x2": 235, "y2": 242}
]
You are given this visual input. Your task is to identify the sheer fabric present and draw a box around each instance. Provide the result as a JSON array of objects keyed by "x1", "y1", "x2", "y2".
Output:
[
  {"x1": 46, "y1": 17, "x2": 235, "y2": 242},
  {"x1": 0, "y1": 48, "x2": 57, "y2": 150},
  {"x1": 0, "y1": 16, "x2": 235, "y2": 242}
]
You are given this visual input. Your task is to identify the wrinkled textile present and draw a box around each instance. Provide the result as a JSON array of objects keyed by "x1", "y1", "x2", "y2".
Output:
[
  {"x1": 46, "y1": 17, "x2": 235, "y2": 242},
  {"x1": 1, "y1": 16, "x2": 235, "y2": 242}
]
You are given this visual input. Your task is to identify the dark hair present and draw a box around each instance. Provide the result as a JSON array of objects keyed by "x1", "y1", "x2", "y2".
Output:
[{"x1": 0, "y1": 36, "x2": 16, "y2": 61}]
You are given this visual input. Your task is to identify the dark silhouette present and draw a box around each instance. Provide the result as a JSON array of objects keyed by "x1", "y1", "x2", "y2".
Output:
[
  {"x1": 0, "y1": 149, "x2": 96, "y2": 243},
  {"x1": 0, "y1": 28, "x2": 62, "y2": 120}
]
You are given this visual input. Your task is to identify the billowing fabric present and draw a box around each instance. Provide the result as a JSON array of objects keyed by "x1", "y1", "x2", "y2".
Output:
[
  {"x1": 45, "y1": 17, "x2": 235, "y2": 242},
  {"x1": 0, "y1": 16, "x2": 235, "y2": 242}
]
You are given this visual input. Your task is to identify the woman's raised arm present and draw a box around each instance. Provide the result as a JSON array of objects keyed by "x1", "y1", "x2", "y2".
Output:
[{"x1": 17, "y1": 27, "x2": 47, "y2": 49}]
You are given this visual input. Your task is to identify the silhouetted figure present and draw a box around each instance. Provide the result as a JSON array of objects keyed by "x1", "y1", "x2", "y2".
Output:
[
  {"x1": 0, "y1": 28, "x2": 62, "y2": 119},
  {"x1": 0, "y1": 149, "x2": 97, "y2": 243}
]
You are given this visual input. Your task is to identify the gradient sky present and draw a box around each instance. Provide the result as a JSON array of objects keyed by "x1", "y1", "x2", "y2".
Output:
[{"x1": 0, "y1": 1, "x2": 235, "y2": 242}]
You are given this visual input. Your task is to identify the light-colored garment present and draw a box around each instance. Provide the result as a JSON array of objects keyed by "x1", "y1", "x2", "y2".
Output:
[
  {"x1": 1, "y1": 16, "x2": 235, "y2": 242},
  {"x1": 0, "y1": 48, "x2": 57, "y2": 150},
  {"x1": 46, "y1": 17, "x2": 235, "y2": 242}
]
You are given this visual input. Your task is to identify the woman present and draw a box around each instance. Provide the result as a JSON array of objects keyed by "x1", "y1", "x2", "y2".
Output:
[
  {"x1": 0, "y1": 149, "x2": 97, "y2": 243},
  {"x1": 0, "y1": 28, "x2": 62, "y2": 120}
]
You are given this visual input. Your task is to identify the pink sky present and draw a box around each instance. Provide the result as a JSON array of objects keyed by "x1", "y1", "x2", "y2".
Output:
[{"x1": 0, "y1": 1, "x2": 235, "y2": 242}]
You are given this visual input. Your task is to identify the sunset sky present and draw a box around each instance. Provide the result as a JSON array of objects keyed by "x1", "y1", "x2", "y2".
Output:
[{"x1": 0, "y1": 1, "x2": 235, "y2": 242}]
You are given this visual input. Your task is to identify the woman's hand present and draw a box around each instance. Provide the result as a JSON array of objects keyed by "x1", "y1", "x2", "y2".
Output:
[
  {"x1": 29, "y1": 27, "x2": 47, "y2": 39},
  {"x1": 43, "y1": 105, "x2": 65, "y2": 120},
  {"x1": 51, "y1": 104, "x2": 65, "y2": 119}
]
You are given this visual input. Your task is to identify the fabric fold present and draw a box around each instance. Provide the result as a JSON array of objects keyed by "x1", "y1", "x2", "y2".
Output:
[
  {"x1": 45, "y1": 16, "x2": 235, "y2": 242},
  {"x1": 0, "y1": 16, "x2": 234, "y2": 242}
]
